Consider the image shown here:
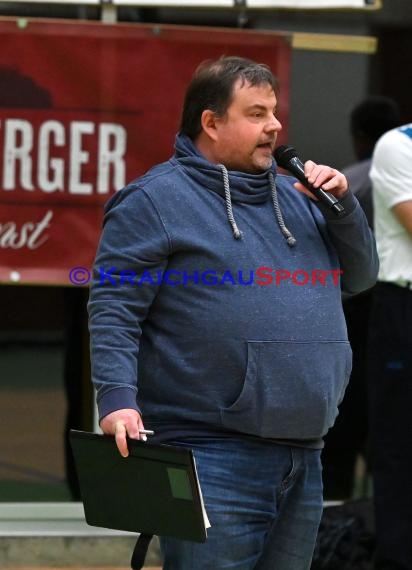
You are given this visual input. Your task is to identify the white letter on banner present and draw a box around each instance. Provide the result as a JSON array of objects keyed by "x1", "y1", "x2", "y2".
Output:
[
  {"x1": 38, "y1": 121, "x2": 65, "y2": 192},
  {"x1": 69, "y1": 121, "x2": 94, "y2": 194},
  {"x1": 97, "y1": 123, "x2": 126, "y2": 194},
  {"x1": 3, "y1": 119, "x2": 34, "y2": 191}
]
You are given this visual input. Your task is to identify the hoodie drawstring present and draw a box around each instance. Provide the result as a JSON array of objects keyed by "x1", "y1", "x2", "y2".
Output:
[
  {"x1": 219, "y1": 164, "x2": 242, "y2": 240},
  {"x1": 218, "y1": 164, "x2": 297, "y2": 247},
  {"x1": 269, "y1": 172, "x2": 297, "y2": 247}
]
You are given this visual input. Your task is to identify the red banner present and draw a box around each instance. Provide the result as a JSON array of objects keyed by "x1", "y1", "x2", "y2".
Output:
[{"x1": 0, "y1": 18, "x2": 292, "y2": 284}]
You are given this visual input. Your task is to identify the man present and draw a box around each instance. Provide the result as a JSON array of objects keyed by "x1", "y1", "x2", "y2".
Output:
[
  {"x1": 342, "y1": 96, "x2": 401, "y2": 229},
  {"x1": 88, "y1": 56, "x2": 378, "y2": 569},
  {"x1": 367, "y1": 124, "x2": 412, "y2": 570},
  {"x1": 322, "y1": 96, "x2": 400, "y2": 500}
]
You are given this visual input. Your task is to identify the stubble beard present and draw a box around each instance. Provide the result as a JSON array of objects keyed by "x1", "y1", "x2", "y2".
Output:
[{"x1": 253, "y1": 152, "x2": 274, "y2": 173}]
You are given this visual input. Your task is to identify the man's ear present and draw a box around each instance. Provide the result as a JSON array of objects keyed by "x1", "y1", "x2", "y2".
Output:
[{"x1": 200, "y1": 109, "x2": 219, "y2": 141}]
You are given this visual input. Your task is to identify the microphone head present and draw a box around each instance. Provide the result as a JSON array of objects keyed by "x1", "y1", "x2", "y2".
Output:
[{"x1": 274, "y1": 145, "x2": 298, "y2": 169}]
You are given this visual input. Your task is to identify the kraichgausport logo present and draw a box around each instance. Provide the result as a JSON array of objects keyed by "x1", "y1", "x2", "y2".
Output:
[{"x1": 69, "y1": 266, "x2": 343, "y2": 286}]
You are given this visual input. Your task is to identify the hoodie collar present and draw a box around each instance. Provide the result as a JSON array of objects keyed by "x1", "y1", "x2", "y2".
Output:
[
  {"x1": 173, "y1": 133, "x2": 274, "y2": 205},
  {"x1": 172, "y1": 133, "x2": 296, "y2": 247}
]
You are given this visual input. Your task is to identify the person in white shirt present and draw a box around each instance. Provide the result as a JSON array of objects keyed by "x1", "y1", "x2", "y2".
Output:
[{"x1": 367, "y1": 124, "x2": 412, "y2": 570}]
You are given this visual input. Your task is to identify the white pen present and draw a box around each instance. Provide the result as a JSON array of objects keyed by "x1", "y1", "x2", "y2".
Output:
[{"x1": 139, "y1": 429, "x2": 155, "y2": 436}]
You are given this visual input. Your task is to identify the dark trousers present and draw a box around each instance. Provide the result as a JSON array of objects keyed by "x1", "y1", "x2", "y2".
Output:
[
  {"x1": 367, "y1": 282, "x2": 412, "y2": 570},
  {"x1": 322, "y1": 290, "x2": 371, "y2": 499}
]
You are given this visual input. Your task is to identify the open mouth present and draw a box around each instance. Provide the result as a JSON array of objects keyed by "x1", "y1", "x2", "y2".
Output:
[{"x1": 257, "y1": 143, "x2": 273, "y2": 151}]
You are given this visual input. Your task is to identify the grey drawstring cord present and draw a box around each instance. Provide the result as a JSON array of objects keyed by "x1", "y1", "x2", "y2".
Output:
[
  {"x1": 218, "y1": 164, "x2": 297, "y2": 247},
  {"x1": 219, "y1": 164, "x2": 242, "y2": 240},
  {"x1": 269, "y1": 172, "x2": 297, "y2": 247}
]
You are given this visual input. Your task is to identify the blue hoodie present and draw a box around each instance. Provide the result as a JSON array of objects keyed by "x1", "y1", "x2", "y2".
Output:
[{"x1": 88, "y1": 134, "x2": 378, "y2": 444}]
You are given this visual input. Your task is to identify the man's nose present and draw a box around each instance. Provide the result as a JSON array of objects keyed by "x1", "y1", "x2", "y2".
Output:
[{"x1": 265, "y1": 116, "x2": 282, "y2": 133}]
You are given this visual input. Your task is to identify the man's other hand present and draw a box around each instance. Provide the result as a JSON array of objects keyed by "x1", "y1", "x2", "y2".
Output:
[{"x1": 100, "y1": 408, "x2": 146, "y2": 457}]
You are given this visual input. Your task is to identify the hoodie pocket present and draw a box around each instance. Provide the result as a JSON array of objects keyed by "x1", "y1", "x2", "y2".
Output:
[{"x1": 220, "y1": 340, "x2": 352, "y2": 440}]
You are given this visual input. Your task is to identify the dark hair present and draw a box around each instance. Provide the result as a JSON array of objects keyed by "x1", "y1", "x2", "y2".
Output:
[
  {"x1": 180, "y1": 56, "x2": 278, "y2": 140},
  {"x1": 350, "y1": 95, "x2": 401, "y2": 144}
]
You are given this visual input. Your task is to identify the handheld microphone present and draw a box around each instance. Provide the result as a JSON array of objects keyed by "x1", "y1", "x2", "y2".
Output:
[{"x1": 274, "y1": 145, "x2": 345, "y2": 216}]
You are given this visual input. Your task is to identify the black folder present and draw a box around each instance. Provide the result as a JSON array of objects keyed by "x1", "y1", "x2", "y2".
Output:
[{"x1": 69, "y1": 430, "x2": 209, "y2": 543}]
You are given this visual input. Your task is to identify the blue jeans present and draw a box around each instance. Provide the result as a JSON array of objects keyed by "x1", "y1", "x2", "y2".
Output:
[{"x1": 160, "y1": 437, "x2": 323, "y2": 570}]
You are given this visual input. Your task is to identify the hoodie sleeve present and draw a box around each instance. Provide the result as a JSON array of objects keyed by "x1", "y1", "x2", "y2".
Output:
[
  {"x1": 312, "y1": 191, "x2": 379, "y2": 295},
  {"x1": 87, "y1": 184, "x2": 171, "y2": 421}
]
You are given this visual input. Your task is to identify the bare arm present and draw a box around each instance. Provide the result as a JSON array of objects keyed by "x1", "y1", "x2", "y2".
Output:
[{"x1": 392, "y1": 200, "x2": 412, "y2": 238}]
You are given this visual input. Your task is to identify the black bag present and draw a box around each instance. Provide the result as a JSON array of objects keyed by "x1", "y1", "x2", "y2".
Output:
[{"x1": 311, "y1": 500, "x2": 376, "y2": 570}]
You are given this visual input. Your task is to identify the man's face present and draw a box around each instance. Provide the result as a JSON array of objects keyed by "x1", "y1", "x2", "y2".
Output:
[{"x1": 213, "y1": 80, "x2": 282, "y2": 174}]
